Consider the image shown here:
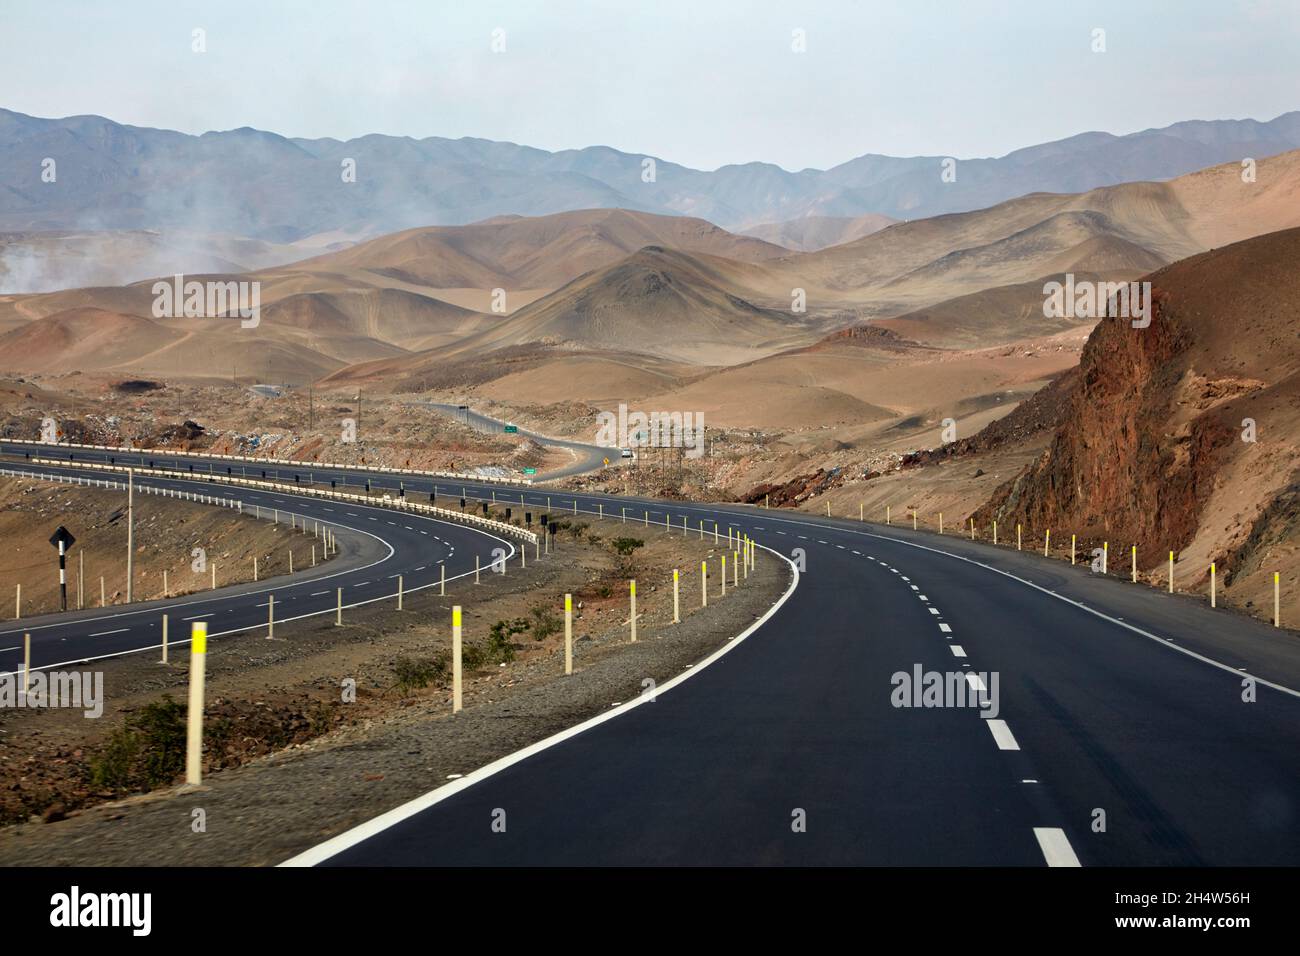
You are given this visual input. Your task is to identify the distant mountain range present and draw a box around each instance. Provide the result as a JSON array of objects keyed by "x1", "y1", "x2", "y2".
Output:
[
  {"x1": 5, "y1": 146, "x2": 1299, "y2": 386},
  {"x1": 3, "y1": 107, "x2": 1299, "y2": 245}
]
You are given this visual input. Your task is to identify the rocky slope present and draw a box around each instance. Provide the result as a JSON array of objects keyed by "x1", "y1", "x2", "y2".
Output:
[{"x1": 973, "y1": 227, "x2": 1300, "y2": 612}]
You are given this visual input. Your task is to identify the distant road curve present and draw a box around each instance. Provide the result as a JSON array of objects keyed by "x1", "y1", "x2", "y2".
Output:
[{"x1": 415, "y1": 402, "x2": 610, "y2": 480}]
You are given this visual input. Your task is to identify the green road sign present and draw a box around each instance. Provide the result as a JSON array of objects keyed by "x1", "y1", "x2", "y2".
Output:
[
  {"x1": 504, "y1": 424, "x2": 518, "y2": 434},
  {"x1": 523, "y1": 467, "x2": 537, "y2": 475}
]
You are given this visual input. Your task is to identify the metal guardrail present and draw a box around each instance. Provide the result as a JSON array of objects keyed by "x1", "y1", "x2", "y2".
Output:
[
  {"x1": 5, "y1": 438, "x2": 534, "y2": 486},
  {"x1": 0, "y1": 466, "x2": 242, "y2": 511},
  {"x1": 25, "y1": 458, "x2": 539, "y2": 546}
]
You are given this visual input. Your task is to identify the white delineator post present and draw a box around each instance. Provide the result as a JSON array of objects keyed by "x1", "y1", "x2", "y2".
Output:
[
  {"x1": 336, "y1": 587, "x2": 342, "y2": 626},
  {"x1": 1169, "y1": 551, "x2": 1174, "y2": 593},
  {"x1": 126, "y1": 468, "x2": 134, "y2": 603},
  {"x1": 452, "y1": 605, "x2": 463, "y2": 713},
  {"x1": 161, "y1": 613, "x2": 169, "y2": 664},
  {"x1": 673, "y1": 569, "x2": 680, "y2": 624},
  {"x1": 267, "y1": 593, "x2": 275, "y2": 638},
  {"x1": 702, "y1": 561, "x2": 708, "y2": 608},
  {"x1": 629, "y1": 580, "x2": 637, "y2": 642},
  {"x1": 1275, "y1": 572, "x2": 1281, "y2": 627},
  {"x1": 564, "y1": 593, "x2": 573, "y2": 675},
  {"x1": 721, "y1": 555, "x2": 727, "y2": 597},
  {"x1": 185, "y1": 622, "x2": 207, "y2": 786},
  {"x1": 1210, "y1": 563, "x2": 1216, "y2": 607},
  {"x1": 22, "y1": 633, "x2": 30, "y2": 699}
]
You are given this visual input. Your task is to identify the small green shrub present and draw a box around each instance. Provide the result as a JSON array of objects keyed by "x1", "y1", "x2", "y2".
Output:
[
  {"x1": 530, "y1": 605, "x2": 562, "y2": 640},
  {"x1": 87, "y1": 695, "x2": 188, "y2": 793},
  {"x1": 611, "y1": 537, "x2": 644, "y2": 556},
  {"x1": 393, "y1": 655, "x2": 450, "y2": 694}
]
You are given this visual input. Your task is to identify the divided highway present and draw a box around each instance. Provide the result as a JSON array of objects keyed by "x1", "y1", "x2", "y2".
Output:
[
  {"x1": 0, "y1": 457, "x2": 518, "y2": 677},
  {"x1": 3, "y1": 441, "x2": 1298, "y2": 867}
]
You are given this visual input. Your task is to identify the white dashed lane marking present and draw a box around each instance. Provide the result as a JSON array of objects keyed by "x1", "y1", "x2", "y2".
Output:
[
  {"x1": 928, "y1": 607, "x2": 940, "y2": 615},
  {"x1": 1033, "y1": 828, "x2": 1082, "y2": 867},
  {"x1": 986, "y1": 719, "x2": 1019, "y2": 750},
  {"x1": 938, "y1": 623, "x2": 952, "y2": 633},
  {"x1": 950, "y1": 644, "x2": 967, "y2": 658}
]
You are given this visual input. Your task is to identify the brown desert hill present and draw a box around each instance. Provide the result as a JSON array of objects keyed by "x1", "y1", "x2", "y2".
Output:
[
  {"x1": 260, "y1": 287, "x2": 489, "y2": 350},
  {"x1": 0, "y1": 306, "x2": 345, "y2": 381},
  {"x1": 433, "y1": 245, "x2": 823, "y2": 365},
  {"x1": 971, "y1": 226, "x2": 1300, "y2": 609},
  {"x1": 284, "y1": 208, "x2": 792, "y2": 291},
  {"x1": 0, "y1": 308, "x2": 182, "y2": 373},
  {"x1": 770, "y1": 149, "x2": 1300, "y2": 314},
  {"x1": 741, "y1": 214, "x2": 898, "y2": 251},
  {"x1": 873, "y1": 268, "x2": 1149, "y2": 350}
]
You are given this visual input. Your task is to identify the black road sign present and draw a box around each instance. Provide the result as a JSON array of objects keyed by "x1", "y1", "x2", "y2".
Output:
[{"x1": 50, "y1": 526, "x2": 75, "y2": 611}]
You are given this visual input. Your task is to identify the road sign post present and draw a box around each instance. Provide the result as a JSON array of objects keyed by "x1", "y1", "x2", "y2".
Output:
[{"x1": 49, "y1": 525, "x2": 76, "y2": 612}]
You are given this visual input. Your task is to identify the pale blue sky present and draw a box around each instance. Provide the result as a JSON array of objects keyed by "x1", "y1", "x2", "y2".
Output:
[{"x1": 2, "y1": 0, "x2": 1296, "y2": 170}]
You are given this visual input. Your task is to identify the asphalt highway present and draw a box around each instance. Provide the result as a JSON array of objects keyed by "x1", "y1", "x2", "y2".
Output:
[
  {"x1": 4, "y1": 441, "x2": 1298, "y2": 867},
  {"x1": 0, "y1": 457, "x2": 518, "y2": 677}
]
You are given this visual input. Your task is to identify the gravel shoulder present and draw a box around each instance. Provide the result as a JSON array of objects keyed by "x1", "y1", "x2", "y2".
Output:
[{"x1": 0, "y1": 518, "x2": 791, "y2": 865}]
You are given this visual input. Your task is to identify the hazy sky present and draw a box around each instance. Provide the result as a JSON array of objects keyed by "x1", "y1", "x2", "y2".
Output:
[{"x1": 2, "y1": 0, "x2": 1296, "y2": 170}]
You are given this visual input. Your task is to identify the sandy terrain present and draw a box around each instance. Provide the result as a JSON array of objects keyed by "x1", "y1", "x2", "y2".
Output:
[
  {"x1": 0, "y1": 509, "x2": 786, "y2": 859},
  {"x1": 0, "y1": 476, "x2": 326, "y2": 615}
]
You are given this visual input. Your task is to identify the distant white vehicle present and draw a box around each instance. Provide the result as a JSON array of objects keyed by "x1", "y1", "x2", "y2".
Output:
[{"x1": 620, "y1": 449, "x2": 634, "y2": 459}]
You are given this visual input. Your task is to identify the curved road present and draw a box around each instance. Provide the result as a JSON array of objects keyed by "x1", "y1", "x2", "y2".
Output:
[
  {"x1": 0, "y1": 458, "x2": 517, "y2": 676},
  {"x1": 3, "y1": 441, "x2": 1298, "y2": 867},
  {"x1": 417, "y1": 401, "x2": 611, "y2": 479}
]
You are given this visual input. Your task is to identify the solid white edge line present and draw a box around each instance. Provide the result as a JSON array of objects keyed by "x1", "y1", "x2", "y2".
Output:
[
  {"x1": 0, "y1": 475, "x2": 517, "y2": 677},
  {"x1": 986, "y1": 718, "x2": 1019, "y2": 750},
  {"x1": 704, "y1": 509, "x2": 1300, "y2": 702},
  {"x1": 1033, "y1": 827, "x2": 1081, "y2": 867},
  {"x1": 279, "y1": 543, "x2": 802, "y2": 867}
]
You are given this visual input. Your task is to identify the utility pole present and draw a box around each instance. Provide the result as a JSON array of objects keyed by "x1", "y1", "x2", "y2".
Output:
[
  {"x1": 126, "y1": 468, "x2": 135, "y2": 603},
  {"x1": 308, "y1": 385, "x2": 314, "y2": 430}
]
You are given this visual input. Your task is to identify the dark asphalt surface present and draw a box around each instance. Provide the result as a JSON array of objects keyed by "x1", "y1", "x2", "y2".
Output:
[
  {"x1": 4, "y1": 441, "x2": 1299, "y2": 866},
  {"x1": 0, "y1": 455, "x2": 518, "y2": 677}
]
